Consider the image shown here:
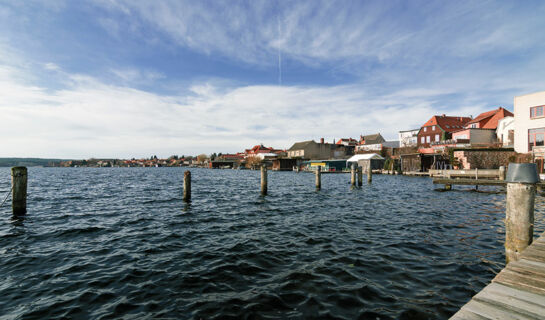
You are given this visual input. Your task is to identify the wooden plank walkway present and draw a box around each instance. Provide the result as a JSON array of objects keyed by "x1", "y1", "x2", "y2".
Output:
[
  {"x1": 433, "y1": 178, "x2": 545, "y2": 187},
  {"x1": 450, "y1": 231, "x2": 545, "y2": 319}
]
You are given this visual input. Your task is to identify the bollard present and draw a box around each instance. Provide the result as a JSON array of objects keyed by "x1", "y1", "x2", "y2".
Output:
[
  {"x1": 261, "y1": 165, "x2": 267, "y2": 195},
  {"x1": 183, "y1": 170, "x2": 191, "y2": 202},
  {"x1": 504, "y1": 163, "x2": 538, "y2": 264},
  {"x1": 11, "y1": 167, "x2": 27, "y2": 215},
  {"x1": 315, "y1": 166, "x2": 321, "y2": 190},
  {"x1": 350, "y1": 163, "x2": 356, "y2": 187},
  {"x1": 357, "y1": 166, "x2": 363, "y2": 186},
  {"x1": 367, "y1": 165, "x2": 372, "y2": 183},
  {"x1": 499, "y1": 166, "x2": 506, "y2": 180}
]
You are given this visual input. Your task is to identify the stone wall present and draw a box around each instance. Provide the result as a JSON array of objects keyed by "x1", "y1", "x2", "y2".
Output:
[{"x1": 454, "y1": 149, "x2": 516, "y2": 169}]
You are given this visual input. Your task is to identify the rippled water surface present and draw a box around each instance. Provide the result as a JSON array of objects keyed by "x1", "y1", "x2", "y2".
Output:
[{"x1": 1, "y1": 167, "x2": 544, "y2": 319}]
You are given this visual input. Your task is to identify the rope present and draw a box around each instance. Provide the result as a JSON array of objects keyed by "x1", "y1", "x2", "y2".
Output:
[{"x1": 0, "y1": 184, "x2": 13, "y2": 208}]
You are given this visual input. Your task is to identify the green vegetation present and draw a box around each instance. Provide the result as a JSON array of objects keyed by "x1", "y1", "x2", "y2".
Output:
[{"x1": 0, "y1": 158, "x2": 64, "y2": 167}]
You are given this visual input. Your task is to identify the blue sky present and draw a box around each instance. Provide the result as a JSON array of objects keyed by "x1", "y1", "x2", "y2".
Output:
[{"x1": 1, "y1": 0, "x2": 544, "y2": 158}]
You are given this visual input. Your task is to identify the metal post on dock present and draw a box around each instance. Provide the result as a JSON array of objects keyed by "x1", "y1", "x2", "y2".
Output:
[
  {"x1": 315, "y1": 166, "x2": 321, "y2": 190},
  {"x1": 505, "y1": 163, "x2": 538, "y2": 264},
  {"x1": 11, "y1": 167, "x2": 27, "y2": 215},
  {"x1": 357, "y1": 166, "x2": 363, "y2": 186},
  {"x1": 183, "y1": 170, "x2": 191, "y2": 202},
  {"x1": 367, "y1": 165, "x2": 372, "y2": 183},
  {"x1": 350, "y1": 163, "x2": 356, "y2": 187},
  {"x1": 261, "y1": 164, "x2": 268, "y2": 195}
]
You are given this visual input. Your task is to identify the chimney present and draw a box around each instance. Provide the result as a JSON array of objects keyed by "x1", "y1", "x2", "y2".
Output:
[{"x1": 320, "y1": 138, "x2": 324, "y2": 144}]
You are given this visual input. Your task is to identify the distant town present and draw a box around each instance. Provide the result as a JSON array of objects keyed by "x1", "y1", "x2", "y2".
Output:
[{"x1": 4, "y1": 90, "x2": 545, "y2": 175}]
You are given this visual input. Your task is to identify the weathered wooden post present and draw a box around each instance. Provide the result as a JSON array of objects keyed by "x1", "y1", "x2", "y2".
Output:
[
  {"x1": 183, "y1": 170, "x2": 191, "y2": 202},
  {"x1": 367, "y1": 164, "x2": 372, "y2": 183},
  {"x1": 315, "y1": 166, "x2": 321, "y2": 190},
  {"x1": 261, "y1": 164, "x2": 267, "y2": 195},
  {"x1": 505, "y1": 163, "x2": 538, "y2": 264},
  {"x1": 11, "y1": 167, "x2": 27, "y2": 215},
  {"x1": 350, "y1": 163, "x2": 356, "y2": 187},
  {"x1": 499, "y1": 166, "x2": 506, "y2": 180},
  {"x1": 357, "y1": 166, "x2": 363, "y2": 186}
]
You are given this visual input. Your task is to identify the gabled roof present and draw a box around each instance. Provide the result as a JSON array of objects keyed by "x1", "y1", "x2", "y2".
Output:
[
  {"x1": 466, "y1": 107, "x2": 513, "y2": 129},
  {"x1": 347, "y1": 153, "x2": 384, "y2": 162},
  {"x1": 421, "y1": 115, "x2": 472, "y2": 132},
  {"x1": 362, "y1": 133, "x2": 385, "y2": 145},
  {"x1": 288, "y1": 140, "x2": 316, "y2": 151}
]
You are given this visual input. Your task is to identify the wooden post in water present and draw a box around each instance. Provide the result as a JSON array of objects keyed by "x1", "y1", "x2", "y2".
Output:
[
  {"x1": 315, "y1": 166, "x2": 321, "y2": 190},
  {"x1": 11, "y1": 167, "x2": 27, "y2": 215},
  {"x1": 350, "y1": 163, "x2": 356, "y2": 187},
  {"x1": 357, "y1": 166, "x2": 363, "y2": 186},
  {"x1": 261, "y1": 164, "x2": 268, "y2": 195},
  {"x1": 505, "y1": 182, "x2": 535, "y2": 263},
  {"x1": 367, "y1": 164, "x2": 372, "y2": 183},
  {"x1": 183, "y1": 170, "x2": 191, "y2": 202}
]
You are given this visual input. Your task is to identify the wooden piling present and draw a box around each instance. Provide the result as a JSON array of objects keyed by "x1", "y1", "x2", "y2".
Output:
[
  {"x1": 261, "y1": 165, "x2": 267, "y2": 195},
  {"x1": 367, "y1": 165, "x2": 372, "y2": 183},
  {"x1": 183, "y1": 170, "x2": 191, "y2": 202},
  {"x1": 11, "y1": 167, "x2": 27, "y2": 215},
  {"x1": 315, "y1": 166, "x2": 321, "y2": 190},
  {"x1": 505, "y1": 182, "x2": 535, "y2": 263},
  {"x1": 350, "y1": 163, "x2": 356, "y2": 187},
  {"x1": 357, "y1": 166, "x2": 363, "y2": 186},
  {"x1": 499, "y1": 166, "x2": 506, "y2": 180}
]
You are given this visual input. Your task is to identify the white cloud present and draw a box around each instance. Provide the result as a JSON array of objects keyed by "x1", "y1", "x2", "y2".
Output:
[{"x1": 1, "y1": 58, "x2": 506, "y2": 159}]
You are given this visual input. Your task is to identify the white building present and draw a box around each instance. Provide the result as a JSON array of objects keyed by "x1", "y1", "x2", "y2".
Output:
[
  {"x1": 398, "y1": 129, "x2": 419, "y2": 147},
  {"x1": 514, "y1": 91, "x2": 545, "y2": 154},
  {"x1": 356, "y1": 140, "x2": 400, "y2": 152},
  {"x1": 497, "y1": 116, "x2": 514, "y2": 147}
]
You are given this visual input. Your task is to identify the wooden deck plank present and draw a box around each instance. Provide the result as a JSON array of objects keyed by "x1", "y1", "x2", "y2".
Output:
[
  {"x1": 451, "y1": 233, "x2": 545, "y2": 319},
  {"x1": 473, "y1": 283, "x2": 545, "y2": 316}
]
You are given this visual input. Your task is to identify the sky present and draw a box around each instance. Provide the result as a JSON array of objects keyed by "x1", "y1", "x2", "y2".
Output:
[{"x1": 1, "y1": 0, "x2": 544, "y2": 159}]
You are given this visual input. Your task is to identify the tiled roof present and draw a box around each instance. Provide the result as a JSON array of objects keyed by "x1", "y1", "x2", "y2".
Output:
[
  {"x1": 288, "y1": 140, "x2": 316, "y2": 151},
  {"x1": 421, "y1": 115, "x2": 472, "y2": 132},
  {"x1": 466, "y1": 107, "x2": 513, "y2": 129},
  {"x1": 362, "y1": 133, "x2": 385, "y2": 145}
]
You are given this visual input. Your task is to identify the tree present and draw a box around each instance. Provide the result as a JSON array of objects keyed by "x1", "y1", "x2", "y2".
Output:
[
  {"x1": 245, "y1": 156, "x2": 262, "y2": 169},
  {"x1": 197, "y1": 154, "x2": 208, "y2": 163}
]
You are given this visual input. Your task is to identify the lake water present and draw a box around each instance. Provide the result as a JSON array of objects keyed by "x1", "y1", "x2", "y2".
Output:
[{"x1": 0, "y1": 167, "x2": 544, "y2": 319}]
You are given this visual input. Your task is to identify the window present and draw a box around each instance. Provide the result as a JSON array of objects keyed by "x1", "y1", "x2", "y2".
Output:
[
  {"x1": 423, "y1": 127, "x2": 427, "y2": 132},
  {"x1": 529, "y1": 128, "x2": 545, "y2": 151},
  {"x1": 471, "y1": 124, "x2": 477, "y2": 128},
  {"x1": 432, "y1": 125, "x2": 436, "y2": 131},
  {"x1": 435, "y1": 134, "x2": 440, "y2": 141},
  {"x1": 426, "y1": 136, "x2": 430, "y2": 143},
  {"x1": 531, "y1": 106, "x2": 545, "y2": 118},
  {"x1": 421, "y1": 136, "x2": 425, "y2": 144}
]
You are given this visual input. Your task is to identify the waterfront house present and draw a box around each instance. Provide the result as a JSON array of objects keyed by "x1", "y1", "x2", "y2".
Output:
[
  {"x1": 356, "y1": 140, "x2": 400, "y2": 153},
  {"x1": 335, "y1": 138, "x2": 358, "y2": 146},
  {"x1": 417, "y1": 115, "x2": 471, "y2": 149},
  {"x1": 346, "y1": 153, "x2": 385, "y2": 172},
  {"x1": 514, "y1": 90, "x2": 545, "y2": 173},
  {"x1": 244, "y1": 144, "x2": 284, "y2": 157},
  {"x1": 398, "y1": 129, "x2": 419, "y2": 147},
  {"x1": 359, "y1": 133, "x2": 386, "y2": 145},
  {"x1": 451, "y1": 107, "x2": 513, "y2": 146},
  {"x1": 497, "y1": 116, "x2": 514, "y2": 147},
  {"x1": 287, "y1": 139, "x2": 351, "y2": 160}
]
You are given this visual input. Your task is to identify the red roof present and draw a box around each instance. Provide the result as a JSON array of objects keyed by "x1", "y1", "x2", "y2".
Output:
[
  {"x1": 421, "y1": 115, "x2": 472, "y2": 132},
  {"x1": 466, "y1": 107, "x2": 513, "y2": 129},
  {"x1": 244, "y1": 144, "x2": 283, "y2": 155}
]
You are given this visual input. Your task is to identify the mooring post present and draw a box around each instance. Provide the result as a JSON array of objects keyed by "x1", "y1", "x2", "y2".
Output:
[
  {"x1": 315, "y1": 166, "x2": 321, "y2": 190},
  {"x1": 11, "y1": 167, "x2": 27, "y2": 215},
  {"x1": 367, "y1": 164, "x2": 372, "y2": 183},
  {"x1": 350, "y1": 163, "x2": 356, "y2": 187},
  {"x1": 499, "y1": 166, "x2": 506, "y2": 180},
  {"x1": 505, "y1": 163, "x2": 538, "y2": 264},
  {"x1": 357, "y1": 166, "x2": 363, "y2": 186},
  {"x1": 261, "y1": 164, "x2": 268, "y2": 195},
  {"x1": 183, "y1": 170, "x2": 191, "y2": 202}
]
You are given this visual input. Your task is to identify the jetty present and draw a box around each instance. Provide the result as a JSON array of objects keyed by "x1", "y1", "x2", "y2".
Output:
[{"x1": 451, "y1": 231, "x2": 545, "y2": 319}]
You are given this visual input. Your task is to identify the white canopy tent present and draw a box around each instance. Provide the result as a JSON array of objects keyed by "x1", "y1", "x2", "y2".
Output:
[{"x1": 346, "y1": 153, "x2": 384, "y2": 165}]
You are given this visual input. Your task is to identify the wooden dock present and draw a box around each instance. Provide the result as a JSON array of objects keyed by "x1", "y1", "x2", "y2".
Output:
[{"x1": 451, "y1": 231, "x2": 545, "y2": 319}]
